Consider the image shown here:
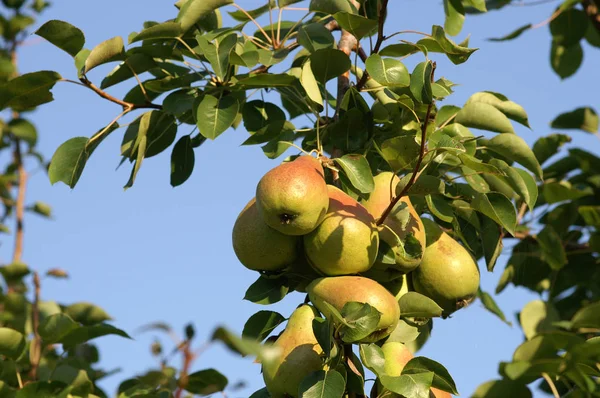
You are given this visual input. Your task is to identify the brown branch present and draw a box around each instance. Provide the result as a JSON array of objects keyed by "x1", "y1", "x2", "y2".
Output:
[
  {"x1": 174, "y1": 341, "x2": 195, "y2": 398},
  {"x1": 12, "y1": 139, "x2": 27, "y2": 264},
  {"x1": 79, "y1": 76, "x2": 162, "y2": 111},
  {"x1": 29, "y1": 272, "x2": 42, "y2": 380},
  {"x1": 377, "y1": 63, "x2": 436, "y2": 226}
]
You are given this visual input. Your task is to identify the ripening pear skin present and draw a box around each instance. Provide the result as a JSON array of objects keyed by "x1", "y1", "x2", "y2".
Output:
[
  {"x1": 307, "y1": 276, "x2": 399, "y2": 342},
  {"x1": 412, "y1": 219, "x2": 480, "y2": 316},
  {"x1": 256, "y1": 156, "x2": 328, "y2": 235},
  {"x1": 263, "y1": 305, "x2": 323, "y2": 398},
  {"x1": 362, "y1": 172, "x2": 426, "y2": 272},
  {"x1": 232, "y1": 198, "x2": 298, "y2": 271},
  {"x1": 304, "y1": 186, "x2": 379, "y2": 276}
]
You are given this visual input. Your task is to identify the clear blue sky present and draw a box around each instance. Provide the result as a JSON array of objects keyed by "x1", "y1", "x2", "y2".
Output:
[{"x1": 4, "y1": 1, "x2": 600, "y2": 397}]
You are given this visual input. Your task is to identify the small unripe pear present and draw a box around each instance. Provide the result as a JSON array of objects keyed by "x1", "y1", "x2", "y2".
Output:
[
  {"x1": 304, "y1": 186, "x2": 379, "y2": 276},
  {"x1": 307, "y1": 276, "x2": 399, "y2": 342},
  {"x1": 256, "y1": 156, "x2": 329, "y2": 235},
  {"x1": 263, "y1": 305, "x2": 323, "y2": 397},
  {"x1": 232, "y1": 198, "x2": 298, "y2": 271}
]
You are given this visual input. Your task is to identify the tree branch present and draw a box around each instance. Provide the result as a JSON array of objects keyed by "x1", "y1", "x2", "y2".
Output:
[
  {"x1": 377, "y1": 63, "x2": 436, "y2": 226},
  {"x1": 12, "y1": 139, "x2": 26, "y2": 264},
  {"x1": 356, "y1": 0, "x2": 389, "y2": 91},
  {"x1": 79, "y1": 75, "x2": 162, "y2": 111},
  {"x1": 29, "y1": 272, "x2": 42, "y2": 380}
]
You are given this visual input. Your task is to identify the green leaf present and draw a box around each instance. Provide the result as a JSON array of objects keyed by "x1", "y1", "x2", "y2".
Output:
[
  {"x1": 455, "y1": 102, "x2": 515, "y2": 134},
  {"x1": 100, "y1": 54, "x2": 157, "y2": 89},
  {"x1": 333, "y1": 12, "x2": 377, "y2": 40},
  {"x1": 242, "y1": 311, "x2": 285, "y2": 342},
  {"x1": 398, "y1": 292, "x2": 443, "y2": 318},
  {"x1": 0, "y1": 328, "x2": 26, "y2": 359},
  {"x1": 520, "y1": 299, "x2": 559, "y2": 340},
  {"x1": 38, "y1": 313, "x2": 80, "y2": 344},
  {"x1": 379, "y1": 136, "x2": 420, "y2": 172},
  {"x1": 84, "y1": 36, "x2": 125, "y2": 73},
  {"x1": 571, "y1": 301, "x2": 600, "y2": 329},
  {"x1": 366, "y1": 54, "x2": 410, "y2": 87},
  {"x1": 61, "y1": 323, "x2": 130, "y2": 347},
  {"x1": 129, "y1": 22, "x2": 183, "y2": 43},
  {"x1": 579, "y1": 206, "x2": 600, "y2": 227},
  {"x1": 488, "y1": 24, "x2": 532, "y2": 42},
  {"x1": 51, "y1": 365, "x2": 93, "y2": 396},
  {"x1": 443, "y1": 0, "x2": 465, "y2": 36},
  {"x1": 0, "y1": 70, "x2": 62, "y2": 111},
  {"x1": 244, "y1": 276, "x2": 289, "y2": 305},
  {"x1": 310, "y1": 48, "x2": 351, "y2": 84},
  {"x1": 170, "y1": 135, "x2": 195, "y2": 187},
  {"x1": 309, "y1": 0, "x2": 355, "y2": 15},
  {"x1": 249, "y1": 387, "x2": 271, "y2": 398},
  {"x1": 301, "y1": 60, "x2": 323, "y2": 106},
  {"x1": 237, "y1": 73, "x2": 298, "y2": 88},
  {"x1": 483, "y1": 134, "x2": 543, "y2": 179},
  {"x1": 550, "y1": 8, "x2": 588, "y2": 46},
  {"x1": 8, "y1": 118, "x2": 37, "y2": 146},
  {"x1": 472, "y1": 379, "x2": 532, "y2": 398},
  {"x1": 228, "y1": 1, "x2": 273, "y2": 21},
  {"x1": 15, "y1": 381, "x2": 72, "y2": 398},
  {"x1": 543, "y1": 181, "x2": 593, "y2": 204},
  {"x1": 65, "y1": 302, "x2": 112, "y2": 326},
  {"x1": 396, "y1": 174, "x2": 446, "y2": 196},
  {"x1": 410, "y1": 61, "x2": 433, "y2": 104},
  {"x1": 489, "y1": 160, "x2": 537, "y2": 211},
  {"x1": 471, "y1": 192, "x2": 516, "y2": 235},
  {"x1": 340, "y1": 302, "x2": 382, "y2": 343},
  {"x1": 298, "y1": 370, "x2": 346, "y2": 398},
  {"x1": 176, "y1": 0, "x2": 233, "y2": 32},
  {"x1": 537, "y1": 226, "x2": 567, "y2": 270},
  {"x1": 196, "y1": 33, "x2": 237, "y2": 81},
  {"x1": 466, "y1": 91, "x2": 530, "y2": 128},
  {"x1": 35, "y1": 20, "x2": 85, "y2": 57},
  {"x1": 551, "y1": 107, "x2": 598, "y2": 133},
  {"x1": 532, "y1": 133, "x2": 572, "y2": 164},
  {"x1": 380, "y1": 372, "x2": 434, "y2": 398},
  {"x1": 297, "y1": 23, "x2": 335, "y2": 53},
  {"x1": 428, "y1": 25, "x2": 477, "y2": 64},
  {"x1": 330, "y1": 108, "x2": 368, "y2": 152},
  {"x1": 262, "y1": 129, "x2": 296, "y2": 159},
  {"x1": 185, "y1": 369, "x2": 228, "y2": 395},
  {"x1": 550, "y1": 41, "x2": 583, "y2": 79},
  {"x1": 359, "y1": 343, "x2": 386, "y2": 376},
  {"x1": 335, "y1": 154, "x2": 375, "y2": 194},
  {"x1": 0, "y1": 262, "x2": 31, "y2": 282},
  {"x1": 478, "y1": 289, "x2": 510, "y2": 325},
  {"x1": 380, "y1": 43, "x2": 422, "y2": 57},
  {"x1": 196, "y1": 94, "x2": 239, "y2": 139},
  {"x1": 402, "y1": 356, "x2": 459, "y2": 395}
]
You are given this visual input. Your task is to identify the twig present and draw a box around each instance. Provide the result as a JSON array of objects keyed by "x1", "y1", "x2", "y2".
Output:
[
  {"x1": 231, "y1": 3, "x2": 273, "y2": 45},
  {"x1": 377, "y1": 63, "x2": 436, "y2": 226},
  {"x1": 12, "y1": 139, "x2": 26, "y2": 263},
  {"x1": 79, "y1": 75, "x2": 162, "y2": 111},
  {"x1": 356, "y1": 0, "x2": 389, "y2": 91},
  {"x1": 542, "y1": 373, "x2": 560, "y2": 398},
  {"x1": 29, "y1": 272, "x2": 42, "y2": 380},
  {"x1": 174, "y1": 340, "x2": 196, "y2": 398}
]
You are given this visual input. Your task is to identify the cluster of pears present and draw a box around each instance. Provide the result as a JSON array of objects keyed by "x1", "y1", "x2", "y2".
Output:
[{"x1": 231, "y1": 155, "x2": 480, "y2": 397}]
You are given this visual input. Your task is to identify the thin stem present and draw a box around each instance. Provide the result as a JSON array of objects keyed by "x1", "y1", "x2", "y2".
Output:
[
  {"x1": 277, "y1": 7, "x2": 284, "y2": 45},
  {"x1": 384, "y1": 30, "x2": 432, "y2": 42},
  {"x1": 542, "y1": 373, "x2": 560, "y2": 398},
  {"x1": 268, "y1": 1, "x2": 276, "y2": 46},
  {"x1": 532, "y1": 8, "x2": 562, "y2": 29},
  {"x1": 29, "y1": 272, "x2": 42, "y2": 380},
  {"x1": 174, "y1": 341, "x2": 196, "y2": 398},
  {"x1": 79, "y1": 75, "x2": 162, "y2": 111},
  {"x1": 378, "y1": 63, "x2": 436, "y2": 226},
  {"x1": 125, "y1": 59, "x2": 150, "y2": 102},
  {"x1": 12, "y1": 139, "x2": 26, "y2": 263},
  {"x1": 231, "y1": 3, "x2": 272, "y2": 44},
  {"x1": 16, "y1": 371, "x2": 23, "y2": 389}
]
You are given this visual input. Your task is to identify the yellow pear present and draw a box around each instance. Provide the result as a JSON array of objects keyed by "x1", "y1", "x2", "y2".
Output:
[
  {"x1": 232, "y1": 198, "x2": 298, "y2": 271},
  {"x1": 256, "y1": 156, "x2": 329, "y2": 236},
  {"x1": 263, "y1": 305, "x2": 323, "y2": 398},
  {"x1": 307, "y1": 276, "x2": 399, "y2": 343},
  {"x1": 411, "y1": 219, "x2": 480, "y2": 316},
  {"x1": 304, "y1": 185, "x2": 379, "y2": 276}
]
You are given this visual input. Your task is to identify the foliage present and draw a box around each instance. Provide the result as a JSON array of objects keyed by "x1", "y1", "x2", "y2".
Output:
[{"x1": 0, "y1": 0, "x2": 599, "y2": 397}]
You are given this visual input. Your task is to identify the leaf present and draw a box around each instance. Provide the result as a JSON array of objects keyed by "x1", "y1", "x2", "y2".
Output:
[
  {"x1": 237, "y1": 73, "x2": 298, "y2": 88},
  {"x1": 15, "y1": 381, "x2": 72, "y2": 398},
  {"x1": 176, "y1": 0, "x2": 233, "y2": 32},
  {"x1": 297, "y1": 23, "x2": 334, "y2": 53},
  {"x1": 478, "y1": 289, "x2": 510, "y2": 325},
  {"x1": 330, "y1": 109, "x2": 368, "y2": 152},
  {"x1": 484, "y1": 134, "x2": 543, "y2": 179},
  {"x1": 35, "y1": 20, "x2": 85, "y2": 57},
  {"x1": 228, "y1": 1, "x2": 273, "y2": 21},
  {"x1": 466, "y1": 91, "x2": 530, "y2": 128},
  {"x1": 380, "y1": 372, "x2": 434, "y2": 398},
  {"x1": 359, "y1": 343, "x2": 386, "y2": 376},
  {"x1": 249, "y1": 387, "x2": 271, "y2": 398},
  {"x1": 334, "y1": 154, "x2": 375, "y2": 194},
  {"x1": 410, "y1": 61, "x2": 433, "y2": 104},
  {"x1": 298, "y1": 370, "x2": 345, "y2": 398},
  {"x1": 84, "y1": 36, "x2": 125, "y2": 73},
  {"x1": 455, "y1": 102, "x2": 515, "y2": 134},
  {"x1": 196, "y1": 94, "x2": 239, "y2": 139},
  {"x1": 532, "y1": 133, "x2": 572, "y2": 164},
  {"x1": 550, "y1": 41, "x2": 583, "y2": 79},
  {"x1": 61, "y1": 323, "x2": 130, "y2": 347},
  {"x1": 520, "y1": 299, "x2": 559, "y2": 340},
  {"x1": 309, "y1": 48, "x2": 351, "y2": 84},
  {"x1": 537, "y1": 226, "x2": 567, "y2": 270},
  {"x1": 170, "y1": 135, "x2": 195, "y2": 187},
  {"x1": 38, "y1": 313, "x2": 79, "y2": 344},
  {"x1": 366, "y1": 54, "x2": 410, "y2": 87},
  {"x1": 340, "y1": 302, "x2": 382, "y2": 343},
  {"x1": 571, "y1": 301, "x2": 600, "y2": 329},
  {"x1": 262, "y1": 129, "x2": 296, "y2": 159},
  {"x1": 333, "y1": 12, "x2": 377, "y2": 40},
  {"x1": 550, "y1": 8, "x2": 588, "y2": 46},
  {"x1": 402, "y1": 356, "x2": 459, "y2": 395},
  {"x1": 244, "y1": 276, "x2": 289, "y2": 305},
  {"x1": 396, "y1": 174, "x2": 446, "y2": 196},
  {"x1": 0, "y1": 328, "x2": 26, "y2": 359},
  {"x1": 8, "y1": 118, "x2": 37, "y2": 146},
  {"x1": 428, "y1": 25, "x2": 477, "y2": 64},
  {"x1": 129, "y1": 22, "x2": 183, "y2": 43},
  {"x1": 579, "y1": 206, "x2": 600, "y2": 227},
  {"x1": 443, "y1": 0, "x2": 465, "y2": 36},
  {"x1": 489, "y1": 160, "x2": 537, "y2": 211},
  {"x1": 101, "y1": 54, "x2": 157, "y2": 89},
  {"x1": 398, "y1": 292, "x2": 443, "y2": 318},
  {"x1": 379, "y1": 136, "x2": 420, "y2": 172},
  {"x1": 551, "y1": 107, "x2": 598, "y2": 133},
  {"x1": 309, "y1": 0, "x2": 355, "y2": 15},
  {"x1": 301, "y1": 60, "x2": 323, "y2": 106},
  {"x1": 488, "y1": 24, "x2": 532, "y2": 42},
  {"x1": 51, "y1": 365, "x2": 93, "y2": 396},
  {"x1": 0, "y1": 70, "x2": 62, "y2": 111},
  {"x1": 65, "y1": 302, "x2": 111, "y2": 326},
  {"x1": 185, "y1": 369, "x2": 228, "y2": 395},
  {"x1": 472, "y1": 379, "x2": 532, "y2": 398},
  {"x1": 242, "y1": 311, "x2": 285, "y2": 342},
  {"x1": 471, "y1": 192, "x2": 516, "y2": 235},
  {"x1": 543, "y1": 181, "x2": 593, "y2": 204},
  {"x1": 196, "y1": 33, "x2": 237, "y2": 81}
]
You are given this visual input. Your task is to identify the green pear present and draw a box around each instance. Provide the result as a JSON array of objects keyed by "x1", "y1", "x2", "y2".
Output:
[
  {"x1": 361, "y1": 172, "x2": 426, "y2": 273},
  {"x1": 232, "y1": 198, "x2": 298, "y2": 271},
  {"x1": 304, "y1": 186, "x2": 379, "y2": 276},
  {"x1": 411, "y1": 219, "x2": 480, "y2": 316},
  {"x1": 256, "y1": 156, "x2": 329, "y2": 235},
  {"x1": 263, "y1": 305, "x2": 323, "y2": 398},
  {"x1": 307, "y1": 276, "x2": 400, "y2": 342}
]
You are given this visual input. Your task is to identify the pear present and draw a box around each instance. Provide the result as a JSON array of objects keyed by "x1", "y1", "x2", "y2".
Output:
[
  {"x1": 304, "y1": 186, "x2": 379, "y2": 276},
  {"x1": 382, "y1": 274, "x2": 410, "y2": 301},
  {"x1": 256, "y1": 155, "x2": 329, "y2": 235},
  {"x1": 411, "y1": 219, "x2": 480, "y2": 316},
  {"x1": 361, "y1": 172, "x2": 426, "y2": 273},
  {"x1": 307, "y1": 276, "x2": 399, "y2": 342},
  {"x1": 232, "y1": 198, "x2": 298, "y2": 271},
  {"x1": 263, "y1": 305, "x2": 323, "y2": 398}
]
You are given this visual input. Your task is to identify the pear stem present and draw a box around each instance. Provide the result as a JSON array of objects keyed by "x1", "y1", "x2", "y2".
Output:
[{"x1": 377, "y1": 63, "x2": 436, "y2": 226}]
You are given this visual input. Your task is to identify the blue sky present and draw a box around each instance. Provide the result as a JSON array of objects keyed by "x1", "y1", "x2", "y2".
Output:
[{"x1": 3, "y1": 0, "x2": 600, "y2": 397}]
